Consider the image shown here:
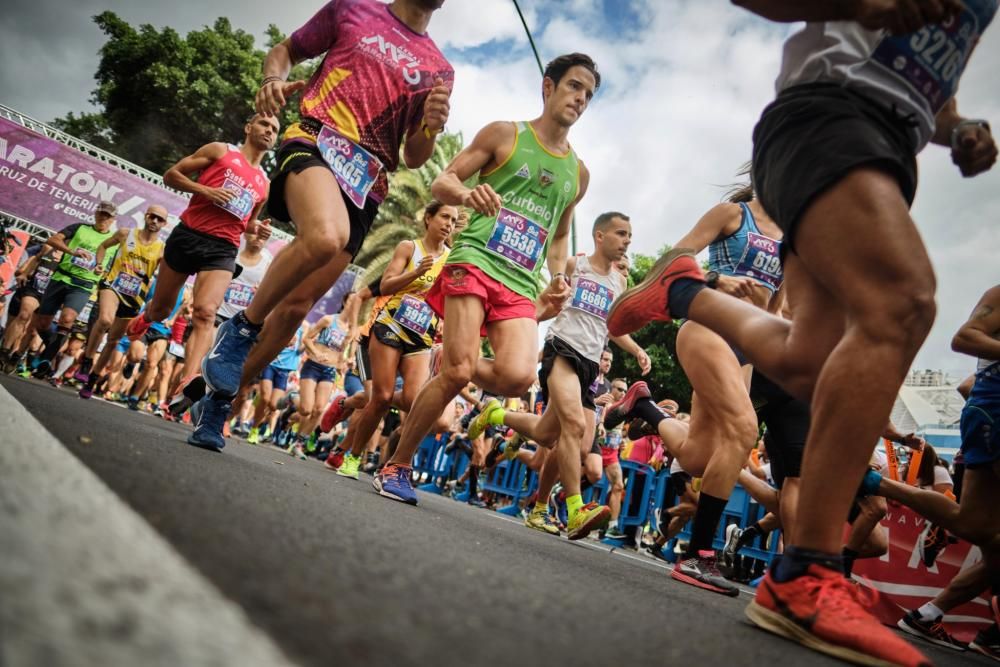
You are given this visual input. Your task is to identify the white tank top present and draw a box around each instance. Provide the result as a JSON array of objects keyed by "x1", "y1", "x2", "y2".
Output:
[
  {"x1": 546, "y1": 255, "x2": 625, "y2": 364},
  {"x1": 218, "y1": 249, "x2": 273, "y2": 319},
  {"x1": 776, "y1": 2, "x2": 997, "y2": 151}
]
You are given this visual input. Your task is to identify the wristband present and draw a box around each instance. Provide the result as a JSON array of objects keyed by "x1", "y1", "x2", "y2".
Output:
[
  {"x1": 551, "y1": 272, "x2": 567, "y2": 283},
  {"x1": 421, "y1": 121, "x2": 443, "y2": 139},
  {"x1": 951, "y1": 119, "x2": 991, "y2": 150},
  {"x1": 261, "y1": 76, "x2": 285, "y2": 86}
]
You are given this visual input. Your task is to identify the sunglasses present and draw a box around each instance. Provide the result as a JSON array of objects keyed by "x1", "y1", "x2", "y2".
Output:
[
  {"x1": 146, "y1": 213, "x2": 167, "y2": 223},
  {"x1": 612, "y1": 386, "x2": 627, "y2": 392}
]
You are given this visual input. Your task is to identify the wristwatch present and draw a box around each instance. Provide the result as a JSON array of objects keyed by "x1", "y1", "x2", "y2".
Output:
[
  {"x1": 951, "y1": 119, "x2": 991, "y2": 150},
  {"x1": 705, "y1": 271, "x2": 721, "y2": 289}
]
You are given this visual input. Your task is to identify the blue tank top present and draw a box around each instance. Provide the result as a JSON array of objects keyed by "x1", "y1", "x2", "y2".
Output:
[
  {"x1": 272, "y1": 326, "x2": 304, "y2": 371},
  {"x1": 708, "y1": 203, "x2": 783, "y2": 292},
  {"x1": 317, "y1": 318, "x2": 349, "y2": 351}
]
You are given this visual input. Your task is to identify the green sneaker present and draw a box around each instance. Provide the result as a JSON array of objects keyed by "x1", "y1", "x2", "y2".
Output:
[
  {"x1": 525, "y1": 508, "x2": 560, "y2": 536},
  {"x1": 567, "y1": 502, "x2": 611, "y2": 541},
  {"x1": 503, "y1": 434, "x2": 524, "y2": 462},
  {"x1": 468, "y1": 399, "x2": 505, "y2": 440},
  {"x1": 246, "y1": 426, "x2": 260, "y2": 445},
  {"x1": 336, "y1": 453, "x2": 361, "y2": 479}
]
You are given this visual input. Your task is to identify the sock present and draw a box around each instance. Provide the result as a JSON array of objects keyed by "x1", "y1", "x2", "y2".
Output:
[
  {"x1": 632, "y1": 398, "x2": 670, "y2": 429},
  {"x1": 40, "y1": 329, "x2": 69, "y2": 363},
  {"x1": 123, "y1": 362, "x2": 137, "y2": 379},
  {"x1": 667, "y1": 278, "x2": 707, "y2": 319},
  {"x1": 85, "y1": 371, "x2": 99, "y2": 388},
  {"x1": 736, "y1": 522, "x2": 763, "y2": 550},
  {"x1": 842, "y1": 547, "x2": 860, "y2": 577},
  {"x1": 533, "y1": 501, "x2": 547, "y2": 514},
  {"x1": 915, "y1": 602, "x2": 944, "y2": 622},
  {"x1": 686, "y1": 492, "x2": 728, "y2": 556},
  {"x1": 233, "y1": 309, "x2": 263, "y2": 330},
  {"x1": 467, "y1": 465, "x2": 479, "y2": 498},
  {"x1": 772, "y1": 545, "x2": 844, "y2": 583},
  {"x1": 55, "y1": 354, "x2": 75, "y2": 378},
  {"x1": 566, "y1": 494, "x2": 583, "y2": 521}
]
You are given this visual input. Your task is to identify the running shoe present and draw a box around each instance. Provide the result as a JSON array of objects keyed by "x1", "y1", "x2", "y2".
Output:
[
  {"x1": 78, "y1": 384, "x2": 94, "y2": 400},
  {"x1": 337, "y1": 453, "x2": 361, "y2": 479},
  {"x1": 31, "y1": 359, "x2": 51, "y2": 379},
  {"x1": 603, "y1": 381, "x2": 651, "y2": 428},
  {"x1": 126, "y1": 396, "x2": 141, "y2": 411},
  {"x1": 605, "y1": 526, "x2": 628, "y2": 540},
  {"x1": 672, "y1": 551, "x2": 740, "y2": 597},
  {"x1": 503, "y1": 434, "x2": 523, "y2": 462},
  {"x1": 202, "y1": 315, "x2": 258, "y2": 396},
  {"x1": 721, "y1": 524, "x2": 744, "y2": 577},
  {"x1": 524, "y1": 509, "x2": 561, "y2": 535},
  {"x1": 325, "y1": 449, "x2": 345, "y2": 471},
  {"x1": 291, "y1": 444, "x2": 307, "y2": 460},
  {"x1": 746, "y1": 563, "x2": 931, "y2": 667},
  {"x1": 373, "y1": 463, "x2": 418, "y2": 505},
  {"x1": 187, "y1": 395, "x2": 231, "y2": 452},
  {"x1": 72, "y1": 363, "x2": 91, "y2": 384},
  {"x1": 897, "y1": 609, "x2": 967, "y2": 651},
  {"x1": 246, "y1": 426, "x2": 260, "y2": 445},
  {"x1": 922, "y1": 523, "x2": 950, "y2": 568},
  {"x1": 467, "y1": 498, "x2": 488, "y2": 509},
  {"x1": 567, "y1": 502, "x2": 611, "y2": 541},
  {"x1": 468, "y1": 398, "x2": 504, "y2": 440},
  {"x1": 971, "y1": 624, "x2": 1000, "y2": 661},
  {"x1": 125, "y1": 314, "x2": 151, "y2": 342},
  {"x1": 319, "y1": 393, "x2": 348, "y2": 433},
  {"x1": 606, "y1": 248, "x2": 703, "y2": 337},
  {"x1": 645, "y1": 542, "x2": 671, "y2": 563}
]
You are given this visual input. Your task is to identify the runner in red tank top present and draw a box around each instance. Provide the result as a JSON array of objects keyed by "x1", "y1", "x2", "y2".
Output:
[
  {"x1": 125, "y1": 113, "x2": 279, "y2": 401},
  {"x1": 194, "y1": 0, "x2": 454, "y2": 451}
]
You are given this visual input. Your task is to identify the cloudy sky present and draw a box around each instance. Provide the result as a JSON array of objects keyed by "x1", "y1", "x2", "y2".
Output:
[{"x1": 3, "y1": 0, "x2": 997, "y2": 377}]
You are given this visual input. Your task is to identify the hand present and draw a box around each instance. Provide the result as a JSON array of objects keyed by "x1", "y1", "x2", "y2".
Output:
[
  {"x1": 415, "y1": 253, "x2": 436, "y2": 275},
  {"x1": 545, "y1": 273, "x2": 571, "y2": 308},
  {"x1": 422, "y1": 77, "x2": 451, "y2": 135},
  {"x1": 255, "y1": 79, "x2": 307, "y2": 117},
  {"x1": 634, "y1": 348, "x2": 651, "y2": 376},
  {"x1": 594, "y1": 392, "x2": 613, "y2": 407},
  {"x1": 716, "y1": 275, "x2": 758, "y2": 299},
  {"x1": 202, "y1": 187, "x2": 237, "y2": 206},
  {"x1": 952, "y1": 123, "x2": 998, "y2": 177},
  {"x1": 14, "y1": 272, "x2": 27, "y2": 287},
  {"x1": 73, "y1": 248, "x2": 92, "y2": 260},
  {"x1": 901, "y1": 433, "x2": 926, "y2": 451},
  {"x1": 853, "y1": 0, "x2": 964, "y2": 34},
  {"x1": 461, "y1": 184, "x2": 502, "y2": 217},
  {"x1": 256, "y1": 218, "x2": 273, "y2": 241}
]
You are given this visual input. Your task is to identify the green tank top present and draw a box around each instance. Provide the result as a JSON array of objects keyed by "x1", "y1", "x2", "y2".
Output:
[
  {"x1": 55, "y1": 223, "x2": 116, "y2": 287},
  {"x1": 446, "y1": 121, "x2": 580, "y2": 300}
]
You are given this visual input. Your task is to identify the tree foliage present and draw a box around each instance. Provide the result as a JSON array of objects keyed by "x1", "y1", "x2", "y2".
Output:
[
  {"x1": 607, "y1": 246, "x2": 694, "y2": 411},
  {"x1": 53, "y1": 13, "x2": 314, "y2": 176}
]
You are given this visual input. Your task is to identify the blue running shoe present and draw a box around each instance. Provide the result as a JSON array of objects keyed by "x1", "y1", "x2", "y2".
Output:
[
  {"x1": 187, "y1": 395, "x2": 231, "y2": 452},
  {"x1": 373, "y1": 463, "x2": 418, "y2": 505},
  {"x1": 202, "y1": 313, "x2": 259, "y2": 396}
]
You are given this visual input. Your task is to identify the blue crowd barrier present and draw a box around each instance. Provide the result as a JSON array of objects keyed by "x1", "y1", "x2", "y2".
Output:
[{"x1": 481, "y1": 458, "x2": 537, "y2": 516}]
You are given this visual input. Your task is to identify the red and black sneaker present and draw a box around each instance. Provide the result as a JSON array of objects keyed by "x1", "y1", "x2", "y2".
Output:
[
  {"x1": 897, "y1": 609, "x2": 967, "y2": 651},
  {"x1": 604, "y1": 380, "x2": 651, "y2": 428},
  {"x1": 607, "y1": 248, "x2": 703, "y2": 336},
  {"x1": 125, "y1": 313, "x2": 151, "y2": 342},
  {"x1": 320, "y1": 393, "x2": 348, "y2": 433},
  {"x1": 671, "y1": 550, "x2": 740, "y2": 597},
  {"x1": 747, "y1": 564, "x2": 931, "y2": 667}
]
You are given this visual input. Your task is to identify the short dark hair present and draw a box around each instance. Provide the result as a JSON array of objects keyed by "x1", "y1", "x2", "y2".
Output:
[
  {"x1": 543, "y1": 53, "x2": 601, "y2": 92},
  {"x1": 593, "y1": 211, "x2": 629, "y2": 236}
]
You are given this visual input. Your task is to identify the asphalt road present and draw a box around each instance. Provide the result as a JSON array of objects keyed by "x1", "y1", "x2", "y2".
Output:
[{"x1": 1, "y1": 375, "x2": 990, "y2": 667}]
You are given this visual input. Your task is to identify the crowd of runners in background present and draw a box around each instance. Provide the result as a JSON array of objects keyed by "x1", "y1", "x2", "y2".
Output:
[{"x1": 1, "y1": 1, "x2": 999, "y2": 666}]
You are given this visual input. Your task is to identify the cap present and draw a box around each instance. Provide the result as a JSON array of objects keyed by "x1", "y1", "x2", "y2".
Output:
[{"x1": 96, "y1": 201, "x2": 117, "y2": 216}]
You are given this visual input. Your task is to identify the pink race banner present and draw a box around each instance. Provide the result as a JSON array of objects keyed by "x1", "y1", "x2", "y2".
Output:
[
  {"x1": 852, "y1": 504, "x2": 993, "y2": 643},
  {"x1": 0, "y1": 116, "x2": 189, "y2": 232}
]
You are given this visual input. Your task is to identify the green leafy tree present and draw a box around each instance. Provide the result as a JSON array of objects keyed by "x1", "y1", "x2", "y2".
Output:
[
  {"x1": 53, "y1": 13, "x2": 314, "y2": 176},
  {"x1": 607, "y1": 246, "x2": 694, "y2": 411}
]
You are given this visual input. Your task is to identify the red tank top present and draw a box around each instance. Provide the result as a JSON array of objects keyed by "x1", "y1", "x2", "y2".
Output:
[{"x1": 179, "y1": 144, "x2": 269, "y2": 246}]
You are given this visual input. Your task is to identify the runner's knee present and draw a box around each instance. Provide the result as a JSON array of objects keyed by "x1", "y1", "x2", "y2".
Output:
[{"x1": 192, "y1": 302, "x2": 218, "y2": 326}]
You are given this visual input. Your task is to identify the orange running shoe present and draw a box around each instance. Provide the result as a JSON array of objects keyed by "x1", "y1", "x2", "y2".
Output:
[
  {"x1": 606, "y1": 248, "x2": 703, "y2": 337},
  {"x1": 746, "y1": 564, "x2": 931, "y2": 667},
  {"x1": 320, "y1": 393, "x2": 348, "y2": 433}
]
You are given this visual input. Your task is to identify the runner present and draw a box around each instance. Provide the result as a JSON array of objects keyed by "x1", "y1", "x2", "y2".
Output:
[
  {"x1": 290, "y1": 308, "x2": 352, "y2": 456},
  {"x1": 198, "y1": 0, "x2": 454, "y2": 448},
  {"x1": 76, "y1": 206, "x2": 167, "y2": 398},
  {"x1": 1, "y1": 243, "x2": 60, "y2": 373},
  {"x1": 600, "y1": 378, "x2": 629, "y2": 540},
  {"x1": 11, "y1": 202, "x2": 118, "y2": 377},
  {"x1": 607, "y1": 3, "x2": 996, "y2": 663},
  {"x1": 256, "y1": 321, "x2": 306, "y2": 456},
  {"x1": 121, "y1": 114, "x2": 276, "y2": 450},
  {"x1": 467, "y1": 212, "x2": 650, "y2": 541},
  {"x1": 374, "y1": 53, "x2": 599, "y2": 506},
  {"x1": 336, "y1": 201, "x2": 456, "y2": 480}
]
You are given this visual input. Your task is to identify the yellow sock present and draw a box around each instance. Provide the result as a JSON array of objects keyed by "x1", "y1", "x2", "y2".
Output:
[
  {"x1": 533, "y1": 501, "x2": 547, "y2": 514},
  {"x1": 566, "y1": 494, "x2": 583, "y2": 521}
]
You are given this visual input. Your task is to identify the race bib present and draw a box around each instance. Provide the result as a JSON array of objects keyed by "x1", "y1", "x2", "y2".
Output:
[
  {"x1": 71, "y1": 252, "x2": 96, "y2": 271},
  {"x1": 733, "y1": 232, "x2": 783, "y2": 290},
  {"x1": 168, "y1": 341, "x2": 185, "y2": 358},
  {"x1": 316, "y1": 125, "x2": 384, "y2": 209},
  {"x1": 318, "y1": 325, "x2": 347, "y2": 350},
  {"x1": 111, "y1": 272, "x2": 143, "y2": 298},
  {"x1": 485, "y1": 207, "x2": 547, "y2": 271},
  {"x1": 605, "y1": 430, "x2": 623, "y2": 450},
  {"x1": 32, "y1": 267, "x2": 52, "y2": 292},
  {"x1": 78, "y1": 302, "x2": 94, "y2": 324},
  {"x1": 215, "y1": 177, "x2": 256, "y2": 221},
  {"x1": 224, "y1": 283, "x2": 255, "y2": 308},
  {"x1": 393, "y1": 294, "x2": 434, "y2": 337},
  {"x1": 871, "y1": 2, "x2": 996, "y2": 112},
  {"x1": 569, "y1": 278, "x2": 614, "y2": 320}
]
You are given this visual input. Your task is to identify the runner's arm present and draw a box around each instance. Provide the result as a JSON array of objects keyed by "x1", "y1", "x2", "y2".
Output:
[
  {"x1": 43, "y1": 230, "x2": 82, "y2": 257},
  {"x1": 609, "y1": 334, "x2": 651, "y2": 376},
  {"x1": 675, "y1": 202, "x2": 741, "y2": 255},
  {"x1": 730, "y1": 0, "x2": 963, "y2": 29},
  {"x1": 379, "y1": 241, "x2": 423, "y2": 295},
  {"x1": 535, "y1": 256, "x2": 575, "y2": 321},
  {"x1": 94, "y1": 230, "x2": 127, "y2": 274},
  {"x1": 163, "y1": 143, "x2": 231, "y2": 198},
  {"x1": 546, "y1": 163, "x2": 590, "y2": 281},
  {"x1": 301, "y1": 316, "x2": 331, "y2": 359},
  {"x1": 951, "y1": 285, "x2": 1000, "y2": 361},
  {"x1": 431, "y1": 122, "x2": 514, "y2": 216},
  {"x1": 15, "y1": 247, "x2": 48, "y2": 281}
]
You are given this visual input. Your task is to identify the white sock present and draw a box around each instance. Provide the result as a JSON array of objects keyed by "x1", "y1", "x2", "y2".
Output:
[
  {"x1": 916, "y1": 602, "x2": 944, "y2": 621},
  {"x1": 55, "y1": 355, "x2": 76, "y2": 378}
]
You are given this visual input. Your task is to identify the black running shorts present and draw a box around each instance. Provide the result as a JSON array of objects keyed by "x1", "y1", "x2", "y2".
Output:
[
  {"x1": 163, "y1": 224, "x2": 238, "y2": 275},
  {"x1": 267, "y1": 140, "x2": 380, "y2": 258},
  {"x1": 538, "y1": 336, "x2": 599, "y2": 411},
  {"x1": 752, "y1": 83, "x2": 918, "y2": 254}
]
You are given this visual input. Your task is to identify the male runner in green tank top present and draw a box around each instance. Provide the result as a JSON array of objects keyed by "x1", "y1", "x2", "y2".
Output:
[{"x1": 374, "y1": 53, "x2": 599, "y2": 506}]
